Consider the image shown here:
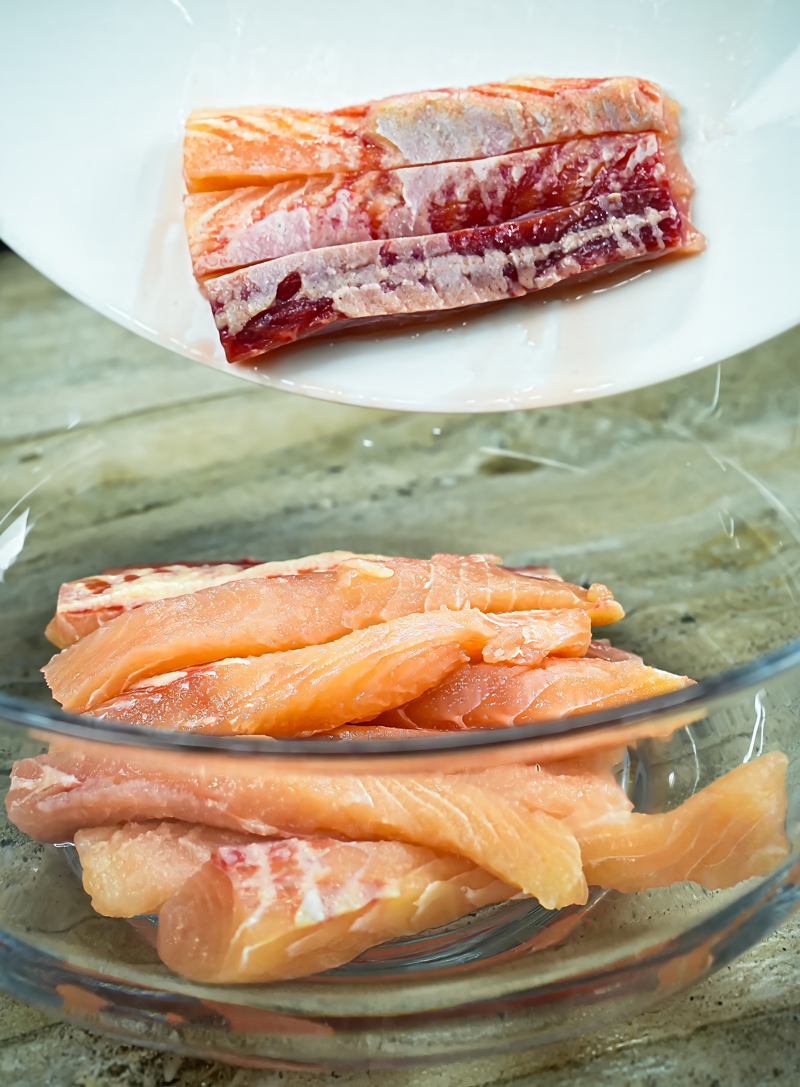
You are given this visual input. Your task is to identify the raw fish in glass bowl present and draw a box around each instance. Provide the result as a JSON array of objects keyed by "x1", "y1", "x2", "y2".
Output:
[{"x1": 1, "y1": 304, "x2": 799, "y2": 1068}]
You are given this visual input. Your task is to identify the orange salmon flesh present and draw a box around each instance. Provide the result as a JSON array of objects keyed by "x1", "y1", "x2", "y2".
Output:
[
  {"x1": 14, "y1": 548, "x2": 786, "y2": 986},
  {"x1": 66, "y1": 754, "x2": 788, "y2": 983},
  {"x1": 44, "y1": 554, "x2": 620, "y2": 713}
]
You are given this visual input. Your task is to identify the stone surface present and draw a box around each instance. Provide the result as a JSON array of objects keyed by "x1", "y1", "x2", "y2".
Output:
[{"x1": 1, "y1": 246, "x2": 800, "y2": 1084}]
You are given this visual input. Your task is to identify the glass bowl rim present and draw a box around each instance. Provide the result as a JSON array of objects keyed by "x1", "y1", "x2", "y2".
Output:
[{"x1": 2, "y1": 635, "x2": 799, "y2": 759}]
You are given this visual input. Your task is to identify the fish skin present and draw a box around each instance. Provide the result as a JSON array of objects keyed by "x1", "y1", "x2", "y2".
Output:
[
  {"x1": 44, "y1": 554, "x2": 620, "y2": 713},
  {"x1": 74, "y1": 821, "x2": 255, "y2": 917},
  {"x1": 7, "y1": 751, "x2": 606, "y2": 902},
  {"x1": 45, "y1": 551, "x2": 382, "y2": 649},
  {"x1": 576, "y1": 752, "x2": 790, "y2": 892},
  {"x1": 86, "y1": 609, "x2": 591, "y2": 737},
  {"x1": 157, "y1": 837, "x2": 515, "y2": 984},
  {"x1": 373, "y1": 657, "x2": 692, "y2": 731},
  {"x1": 184, "y1": 77, "x2": 679, "y2": 191}
]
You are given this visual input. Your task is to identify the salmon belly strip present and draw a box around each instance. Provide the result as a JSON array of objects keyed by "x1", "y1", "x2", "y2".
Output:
[
  {"x1": 576, "y1": 753, "x2": 790, "y2": 891},
  {"x1": 73, "y1": 753, "x2": 789, "y2": 984},
  {"x1": 158, "y1": 839, "x2": 514, "y2": 984},
  {"x1": 75, "y1": 825, "x2": 514, "y2": 983},
  {"x1": 74, "y1": 821, "x2": 255, "y2": 917},
  {"x1": 184, "y1": 77, "x2": 678, "y2": 191},
  {"x1": 44, "y1": 555, "x2": 619, "y2": 713},
  {"x1": 206, "y1": 188, "x2": 688, "y2": 363},
  {"x1": 8, "y1": 752, "x2": 643, "y2": 902},
  {"x1": 72, "y1": 757, "x2": 629, "y2": 915},
  {"x1": 72, "y1": 758, "x2": 784, "y2": 914},
  {"x1": 86, "y1": 609, "x2": 591, "y2": 736},
  {"x1": 186, "y1": 132, "x2": 700, "y2": 279},
  {"x1": 45, "y1": 551, "x2": 381, "y2": 649},
  {"x1": 374, "y1": 658, "x2": 693, "y2": 731},
  {"x1": 45, "y1": 554, "x2": 560, "y2": 649}
]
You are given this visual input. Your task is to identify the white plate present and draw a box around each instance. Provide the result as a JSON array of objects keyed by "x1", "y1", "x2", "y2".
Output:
[{"x1": 1, "y1": 0, "x2": 799, "y2": 413}]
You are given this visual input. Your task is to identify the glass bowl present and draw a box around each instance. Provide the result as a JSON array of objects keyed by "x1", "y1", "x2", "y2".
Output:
[{"x1": 1, "y1": 250, "x2": 799, "y2": 1069}]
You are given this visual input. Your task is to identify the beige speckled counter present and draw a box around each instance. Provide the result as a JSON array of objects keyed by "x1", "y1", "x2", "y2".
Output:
[{"x1": 0, "y1": 246, "x2": 799, "y2": 1086}]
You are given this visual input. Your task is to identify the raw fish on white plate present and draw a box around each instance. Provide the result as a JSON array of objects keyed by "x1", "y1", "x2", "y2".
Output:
[{"x1": 1, "y1": 1, "x2": 798, "y2": 410}]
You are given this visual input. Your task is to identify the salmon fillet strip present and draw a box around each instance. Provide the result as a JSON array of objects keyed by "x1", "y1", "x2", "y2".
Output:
[
  {"x1": 74, "y1": 821, "x2": 256, "y2": 917},
  {"x1": 157, "y1": 838, "x2": 514, "y2": 984},
  {"x1": 86, "y1": 609, "x2": 591, "y2": 737},
  {"x1": 75, "y1": 825, "x2": 515, "y2": 983},
  {"x1": 186, "y1": 132, "x2": 699, "y2": 279},
  {"x1": 316, "y1": 641, "x2": 645, "y2": 739},
  {"x1": 45, "y1": 551, "x2": 383, "y2": 649},
  {"x1": 73, "y1": 753, "x2": 788, "y2": 982},
  {"x1": 207, "y1": 187, "x2": 687, "y2": 363},
  {"x1": 44, "y1": 554, "x2": 621, "y2": 713},
  {"x1": 372, "y1": 658, "x2": 693, "y2": 731},
  {"x1": 45, "y1": 554, "x2": 560, "y2": 649},
  {"x1": 577, "y1": 753, "x2": 789, "y2": 892},
  {"x1": 184, "y1": 76, "x2": 679, "y2": 191},
  {"x1": 9, "y1": 749, "x2": 645, "y2": 901}
]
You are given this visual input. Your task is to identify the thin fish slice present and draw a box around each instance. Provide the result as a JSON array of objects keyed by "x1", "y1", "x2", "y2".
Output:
[
  {"x1": 157, "y1": 837, "x2": 514, "y2": 984},
  {"x1": 186, "y1": 132, "x2": 697, "y2": 278},
  {"x1": 576, "y1": 752, "x2": 790, "y2": 892},
  {"x1": 207, "y1": 188, "x2": 687, "y2": 362},
  {"x1": 88, "y1": 609, "x2": 592, "y2": 736},
  {"x1": 45, "y1": 552, "x2": 555, "y2": 649},
  {"x1": 45, "y1": 551, "x2": 381, "y2": 649},
  {"x1": 7, "y1": 751, "x2": 605, "y2": 901},
  {"x1": 74, "y1": 821, "x2": 255, "y2": 917},
  {"x1": 73, "y1": 755, "x2": 787, "y2": 922},
  {"x1": 76, "y1": 757, "x2": 788, "y2": 985},
  {"x1": 73, "y1": 821, "x2": 514, "y2": 981},
  {"x1": 374, "y1": 657, "x2": 692, "y2": 731},
  {"x1": 184, "y1": 76, "x2": 679, "y2": 191},
  {"x1": 72, "y1": 763, "x2": 621, "y2": 917},
  {"x1": 44, "y1": 554, "x2": 620, "y2": 712},
  {"x1": 74, "y1": 754, "x2": 788, "y2": 986}
]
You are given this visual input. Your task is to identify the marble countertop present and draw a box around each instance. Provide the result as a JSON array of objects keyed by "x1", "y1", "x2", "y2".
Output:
[{"x1": 1, "y1": 245, "x2": 799, "y2": 1086}]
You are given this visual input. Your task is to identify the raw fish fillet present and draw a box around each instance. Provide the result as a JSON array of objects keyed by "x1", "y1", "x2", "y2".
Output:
[
  {"x1": 373, "y1": 657, "x2": 693, "y2": 731},
  {"x1": 74, "y1": 823, "x2": 514, "y2": 982},
  {"x1": 44, "y1": 554, "x2": 620, "y2": 712},
  {"x1": 186, "y1": 132, "x2": 700, "y2": 278},
  {"x1": 206, "y1": 188, "x2": 687, "y2": 362},
  {"x1": 157, "y1": 837, "x2": 513, "y2": 984},
  {"x1": 576, "y1": 752, "x2": 790, "y2": 891},
  {"x1": 45, "y1": 551, "x2": 380, "y2": 649},
  {"x1": 74, "y1": 821, "x2": 254, "y2": 917},
  {"x1": 184, "y1": 77, "x2": 679, "y2": 191},
  {"x1": 45, "y1": 553, "x2": 558, "y2": 649},
  {"x1": 87, "y1": 608, "x2": 591, "y2": 736},
  {"x1": 7, "y1": 751, "x2": 633, "y2": 901},
  {"x1": 72, "y1": 755, "x2": 789, "y2": 983}
]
